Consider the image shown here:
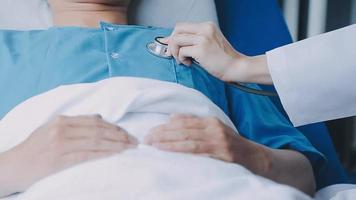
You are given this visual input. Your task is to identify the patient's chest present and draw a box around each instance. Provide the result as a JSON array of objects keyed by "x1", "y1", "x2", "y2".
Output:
[{"x1": 0, "y1": 23, "x2": 227, "y2": 118}]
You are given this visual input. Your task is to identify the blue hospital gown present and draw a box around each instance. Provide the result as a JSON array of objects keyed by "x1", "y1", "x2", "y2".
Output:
[{"x1": 0, "y1": 22, "x2": 325, "y2": 172}]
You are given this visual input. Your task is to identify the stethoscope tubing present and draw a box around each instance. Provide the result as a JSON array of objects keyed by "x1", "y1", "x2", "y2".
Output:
[{"x1": 230, "y1": 83, "x2": 278, "y2": 96}]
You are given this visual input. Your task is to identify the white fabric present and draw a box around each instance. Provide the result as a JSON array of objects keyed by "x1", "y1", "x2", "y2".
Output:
[
  {"x1": 315, "y1": 184, "x2": 356, "y2": 200},
  {"x1": 267, "y1": 24, "x2": 356, "y2": 127},
  {"x1": 0, "y1": 0, "x2": 218, "y2": 30},
  {"x1": 331, "y1": 189, "x2": 356, "y2": 200},
  {"x1": 0, "y1": 0, "x2": 52, "y2": 30},
  {"x1": 0, "y1": 77, "x2": 235, "y2": 153},
  {"x1": 0, "y1": 77, "x2": 309, "y2": 200},
  {"x1": 128, "y1": 0, "x2": 219, "y2": 27}
]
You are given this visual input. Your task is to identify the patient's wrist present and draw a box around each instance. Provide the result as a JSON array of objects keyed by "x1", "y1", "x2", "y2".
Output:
[
  {"x1": 230, "y1": 136, "x2": 272, "y2": 177},
  {"x1": 260, "y1": 148, "x2": 316, "y2": 195},
  {"x1": 0, "y1": 148, "x2": 26, "y2": 197}
]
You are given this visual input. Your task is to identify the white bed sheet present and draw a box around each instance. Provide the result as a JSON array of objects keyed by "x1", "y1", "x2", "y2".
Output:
[
  {"x1": 315, "y1": 184, "x2": 356, "y2": 200},
  {"x1": 5, "y1": 185, "x2": 356, "y2": 200},
  {"x1": 0, "y1": 77, "x2": 310, "y2": 200}
]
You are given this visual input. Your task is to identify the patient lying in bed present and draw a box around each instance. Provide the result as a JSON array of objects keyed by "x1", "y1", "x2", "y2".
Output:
[
  {"x1": 0, "y1": 0, "x2": 323, "y2": 198},
  {"x1": 0, "y1": 77, "x2": 311, "y2": 200}
]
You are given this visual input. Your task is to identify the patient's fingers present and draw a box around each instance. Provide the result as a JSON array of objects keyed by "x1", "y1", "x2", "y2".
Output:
[
  {"x1": 150, "y1": 118, "x2": 206, "y2": 132},
  {"x1": 55, "y1": 115, "x2": 138, "y2": 144},
  {"x1": 145, "y1": 115, "x2": 208, "y2": 144},
  {"x1": 58, "y1": 115, "x2": 113, "y2": 129},
  {"x1": 145, "y1": 129, "x2": 205, "y2": 144},
  {"x1": 151, "y1": 141, "x2": 210, "y2": 154},
  {"x1": 65, "y1": 126, "x2": 137, "y2": 144}
]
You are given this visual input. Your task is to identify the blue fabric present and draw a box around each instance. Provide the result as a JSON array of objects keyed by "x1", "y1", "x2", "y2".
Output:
[
  {"x1": 0, "y1": 22, "x2": 324, "y2": 180},
  {"x1": 215, "y1": 0, "x2": 348, "y2": 189}
]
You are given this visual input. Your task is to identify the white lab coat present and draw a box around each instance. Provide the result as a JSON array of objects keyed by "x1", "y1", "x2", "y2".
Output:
[{"x1": 266, "y1": 24, "x2": 356, "y2": 127}]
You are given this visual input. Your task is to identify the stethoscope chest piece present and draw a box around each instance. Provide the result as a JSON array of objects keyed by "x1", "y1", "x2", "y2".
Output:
[{"x1": 146, "y1": 37, "x2": 172, "y2": 59}]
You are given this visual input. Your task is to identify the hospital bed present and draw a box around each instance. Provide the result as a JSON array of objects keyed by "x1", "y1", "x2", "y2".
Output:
[{"x1": 0, "y1": 0, "x2": 355, "y2": 199}]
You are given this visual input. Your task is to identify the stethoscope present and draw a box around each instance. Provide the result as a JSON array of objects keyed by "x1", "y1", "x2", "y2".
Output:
[{"x1": 146, "y1": 37, "x2": 278, "y2": 97}]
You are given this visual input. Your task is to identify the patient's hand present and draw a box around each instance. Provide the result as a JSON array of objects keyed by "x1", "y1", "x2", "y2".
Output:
[
  {"x1": 144, "y1": 114, "x2": 316, "y2": 196},
  {"x1": 144, "y1": 114, "x2": 269, "y2": 172},
  {"x1": 0, "y1": 115, "x2": 137, "y2": 196}
]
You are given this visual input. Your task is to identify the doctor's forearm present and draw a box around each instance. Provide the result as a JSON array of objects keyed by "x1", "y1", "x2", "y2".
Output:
[{"x1": 227, "y1": 54, "x2": 273, "y2": 85}]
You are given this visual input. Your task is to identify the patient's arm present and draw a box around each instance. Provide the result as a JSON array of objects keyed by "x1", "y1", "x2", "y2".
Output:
[
  {"x1": 145, "y1": 114, "x2": 315, "y2": 196},
  {"x1": 0, "y1": 115, "x2": 138, "y2": 197}
]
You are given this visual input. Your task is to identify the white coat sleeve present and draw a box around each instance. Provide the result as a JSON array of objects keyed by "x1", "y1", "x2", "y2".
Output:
[{"x1": 266, "y1": 24, "x2": 356, "y2": 127}]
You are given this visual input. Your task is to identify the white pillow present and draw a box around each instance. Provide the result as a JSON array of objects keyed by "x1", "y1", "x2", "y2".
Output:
[
  {"x1": 0, "y1": 0, "x2": 218, "y2": 30},
  {"x1": 128, "y1": 0, "x2": 218, "y2": 27},
  {"x1": 0, "y1": 0, "x2": 52, "y2": 30}
]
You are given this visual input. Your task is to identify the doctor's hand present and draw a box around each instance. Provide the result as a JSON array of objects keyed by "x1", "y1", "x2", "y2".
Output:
[
  {"x1": 144, "y1": 114, "x2": 270, "y2": 174},
  {"x1": 1, "y1": 115, "x2": 138, "y2": 195},
  {"x1": 164, "y1": 22, "x2": 273, "y2": 85}
]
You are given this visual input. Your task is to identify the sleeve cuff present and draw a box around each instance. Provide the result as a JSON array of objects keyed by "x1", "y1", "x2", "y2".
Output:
[{"x1": 266, "y1": 48, "x2": 302, "y2": 126}]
